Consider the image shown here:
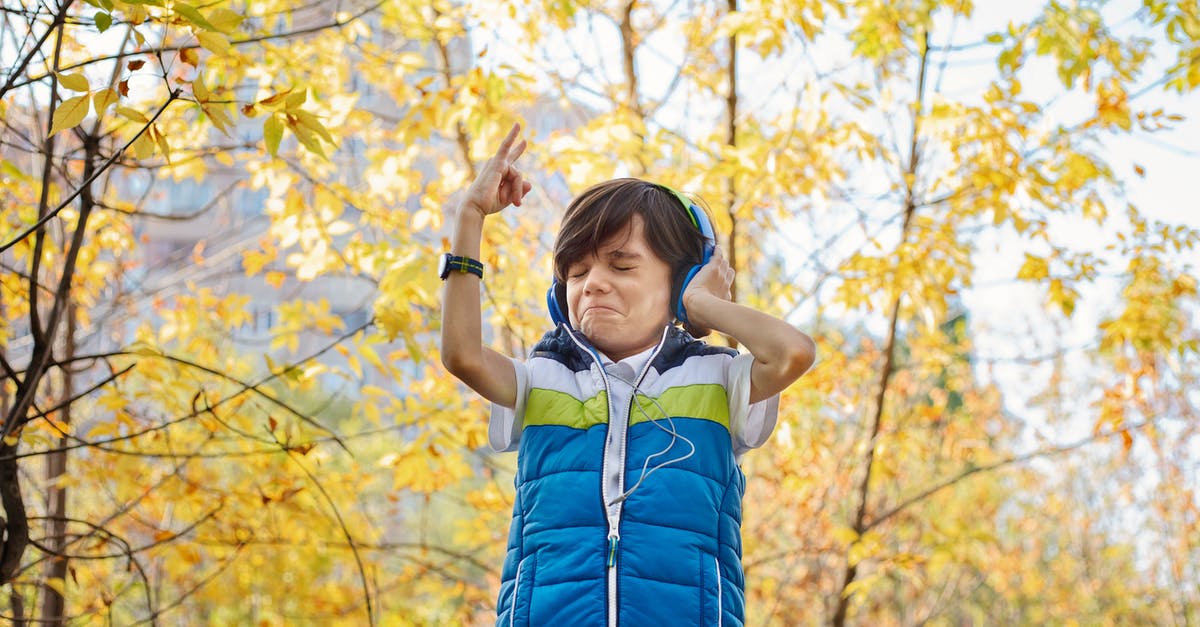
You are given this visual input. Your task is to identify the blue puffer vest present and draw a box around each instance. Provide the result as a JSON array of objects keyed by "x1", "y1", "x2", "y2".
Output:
[{"x1": 496, "y1": 325, "x2": 747, "y2": 626}]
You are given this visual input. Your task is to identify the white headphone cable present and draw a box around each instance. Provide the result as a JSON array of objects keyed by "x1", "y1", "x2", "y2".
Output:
[{"x1": 604, "y1": 368, "x2": 697, "y2": 506}]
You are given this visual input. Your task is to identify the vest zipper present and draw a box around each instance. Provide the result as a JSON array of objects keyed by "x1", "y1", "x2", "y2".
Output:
[{"x1": 566, "y1": 325, "x2": 671, "y2": 627}]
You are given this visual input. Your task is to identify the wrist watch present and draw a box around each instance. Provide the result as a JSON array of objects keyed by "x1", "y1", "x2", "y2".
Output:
[{"x1": 438, "y1": 253, "x2": 484, "y2": 280}]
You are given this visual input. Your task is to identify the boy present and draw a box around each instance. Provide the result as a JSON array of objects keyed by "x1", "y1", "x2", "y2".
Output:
[{"x1": 441, "y1": 124, "x2": 815, "y2": 626}]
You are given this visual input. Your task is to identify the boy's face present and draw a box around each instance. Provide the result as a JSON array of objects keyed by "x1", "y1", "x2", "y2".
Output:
[{"x1": 565, "y1": 214, "x2": 673, "y2": 362}]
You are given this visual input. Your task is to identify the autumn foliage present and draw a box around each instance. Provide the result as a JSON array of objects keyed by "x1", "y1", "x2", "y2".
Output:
[{"x1": 1, "y1": 0, "x2": 1197, "y2": 624}]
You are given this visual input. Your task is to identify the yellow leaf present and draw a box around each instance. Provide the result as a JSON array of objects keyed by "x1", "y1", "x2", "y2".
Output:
[
  {"x1": 116, "y1": 106, "x2": 149, "y2": 123},
  {"x1": 360, "y1": 344, "x2": 385, "y2": 372},
  {"x1": 831, "y1": 525, "x2": 860, "y2": 546},
  {"x1": 92, "y1": 89, "x2": 119, "y2": 115},
  {"x1": 98, "y1": 393, "x2": 126, "y2": 411},
  {"x1": 196, "y1": 31, "x2": 232, "y2": 56},
  {"x1": 179, "y1": 545, "x2": 203, "y2": 564},
  {"x1": 201, "y1": 102, "x2": 233, "y2": 135},
  {"x1": 1017, "y1": 253, "x2": 1049, "y2": 280},
  {"x1": 192, "y1": 74, "x2": 210, "y2": 103},
  {"x1": 57, "y1": 72, "x2": 90, "y2": 92},
  {"x1": 131, "y1": 131, "x2": 154, "y2": 159},
  {"x1": 50, "y1": 95, "x2": 90, "y2": 135},
  {"x1": 258, "y1": 90, "x2": 291, "y2": 111},
  {"x1": 151, "y1": 124, "x2": 170, "y2": 163},
  {"x1": 264, "y1": 115, "x2": 283, "y2": 156},
  {"x1": 207, "y1": 8, "x2": 245, "y2": 34},
  {"x1": 115, "y1": 411, "x2": 138, "y2": 430},
  {"x1": 180, "y1": 47, "x2": 199, "y2": 66}
]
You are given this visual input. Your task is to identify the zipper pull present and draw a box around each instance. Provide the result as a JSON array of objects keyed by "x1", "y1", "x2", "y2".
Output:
[{"x1": 607, "y1": 536, "x2": 619, "y2": 568}]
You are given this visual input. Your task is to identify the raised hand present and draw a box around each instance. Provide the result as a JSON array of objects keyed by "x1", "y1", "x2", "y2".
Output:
[{"x1": 462, "y1": 123, "x2": 533, "y2": 217}]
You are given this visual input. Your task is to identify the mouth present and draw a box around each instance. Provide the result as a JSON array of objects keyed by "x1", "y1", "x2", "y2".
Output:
[{"x1": 583, "y1": 305, "x2": 620, "y2": 316}]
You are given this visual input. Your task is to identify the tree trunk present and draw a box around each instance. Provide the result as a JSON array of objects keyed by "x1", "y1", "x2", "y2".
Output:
[
  {"x1": 618, "y1": 0, "x2": 649, "y2": 175},
  {"x1": 0, "y1": 444, "x2": 29, "y2": 625},
  {"x1": 40, "y1": 299, "x2": 75, "y2": 625},
  {"x1": 830, "y1": 30, "x2": 931, "y2": 627}
]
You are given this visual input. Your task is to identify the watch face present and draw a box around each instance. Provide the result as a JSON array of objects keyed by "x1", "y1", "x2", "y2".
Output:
[{"x1": 438, "y1": 253, "x2": 450, "y2": 278}]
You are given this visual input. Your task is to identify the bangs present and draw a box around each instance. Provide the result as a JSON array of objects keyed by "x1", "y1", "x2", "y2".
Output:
[
  {"x1": 553, "y1": 178, "x2": 706, "y2": 283},
  {"x1": 553, "y1": 181, "x2": 643, "y2": 280}
]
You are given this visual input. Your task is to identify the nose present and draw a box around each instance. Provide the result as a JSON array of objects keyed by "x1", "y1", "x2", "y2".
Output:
[{"x1": 582, "y1": 265, "x2": 612, "y2": 295}]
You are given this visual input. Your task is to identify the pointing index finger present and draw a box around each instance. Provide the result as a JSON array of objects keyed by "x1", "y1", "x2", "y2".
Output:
[{"x1": 496, "y1": 123, "x2": 521, "y2": 160}]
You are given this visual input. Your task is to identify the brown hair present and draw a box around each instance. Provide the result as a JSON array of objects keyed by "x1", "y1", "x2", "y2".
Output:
[{"x1": 553, "y1": 178, "x2": 710, "y2": 320}]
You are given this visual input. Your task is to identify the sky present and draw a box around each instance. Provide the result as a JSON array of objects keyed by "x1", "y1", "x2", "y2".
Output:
[{"x1": 472, "y1": 1, "x2": 1199, "y2": 455}]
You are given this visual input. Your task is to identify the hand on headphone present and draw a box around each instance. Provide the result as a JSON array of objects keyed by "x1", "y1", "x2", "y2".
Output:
[
  {"x1": 680, "y1": 245, "x2": 733, "y2": 334},
  {"x1": 462, "y1": 123, "x2": 532, "y2": 218}
]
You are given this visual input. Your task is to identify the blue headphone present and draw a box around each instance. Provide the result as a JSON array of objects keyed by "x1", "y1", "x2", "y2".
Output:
[{"x1": 546, "y1": 184, "x2": 716, "y2": 328}]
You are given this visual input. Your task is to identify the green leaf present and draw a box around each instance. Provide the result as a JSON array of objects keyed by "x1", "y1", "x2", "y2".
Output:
[
  {"x1": 264, "y1": 115, "x2": 283, "y2": 156},
  {"x1": 58, "y1": 72, "x2": 90, "y2": 92},
  {"x1": 95, "y1": 12, "x2": 113, "y2": 32},
  {"x1": 50, "y1": 95, "x2": 90, "y2": 135},
  {"x1": 174, "y1": 2, "x2": 217, "y2": 31},
  {"x1": 289, "y1": 118, "x2": 327, "y2": 158},
  {"x1": 292, "y1": 110, "x2": 333, "y2": 144},
  {"x1": 285, "y1": 89, "x2": 306, "y2": 110}
]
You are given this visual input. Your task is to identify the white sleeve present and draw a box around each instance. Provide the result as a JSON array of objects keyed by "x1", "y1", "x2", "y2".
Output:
[
  {"x1": 726, "y1": 352, "x2": 780, "y2": 457},
  {"x1": 488, "y1": 356, "x2": 529, "y2": 453}
]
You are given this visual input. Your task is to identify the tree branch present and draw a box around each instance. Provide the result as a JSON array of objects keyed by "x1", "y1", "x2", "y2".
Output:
[
  {"x1": 0, "y1": 0, "x2": 72, "y2": 102},
  {"x1": 0, "y1": 90, "x2": 181, "y2": 255}
]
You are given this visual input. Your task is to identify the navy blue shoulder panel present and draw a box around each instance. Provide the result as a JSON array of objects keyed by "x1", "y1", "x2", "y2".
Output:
[
  {"x1": 528, "y1": 325, "x2": 593, "y2": 372},
  {"x1": 652, "y1": 326, "x2": 738, "y2": 371},
  {"x1": 530, "y1": 325, "x2": 735, "y2": 372}
]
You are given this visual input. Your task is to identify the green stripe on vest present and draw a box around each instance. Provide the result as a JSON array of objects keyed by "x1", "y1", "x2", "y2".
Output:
[
  {"x1": 630, "y1": 383, "x2": 729, "y2": 429},
  {"x1": 524, "y1": 384, "x2": 729, "y2": 431},
  {"x1": 525, "y1": 388, "x2": 609, "y2": 430}
]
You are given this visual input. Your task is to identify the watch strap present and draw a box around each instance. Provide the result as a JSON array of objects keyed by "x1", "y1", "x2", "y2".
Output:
[{"x1": 441, "y1": 254, "x2": 484, "y2": 280}]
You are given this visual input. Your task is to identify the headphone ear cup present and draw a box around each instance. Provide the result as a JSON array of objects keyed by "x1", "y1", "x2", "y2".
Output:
[
  {"x1": 547, "y1": 280, "x2": 570, "y2": 327},
  {"x1": 674, "y1": 263, "x2": 704, "y2": 323},
  {"x1": 675, "y1": 237, "x2": 716, "y2": 321}
]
